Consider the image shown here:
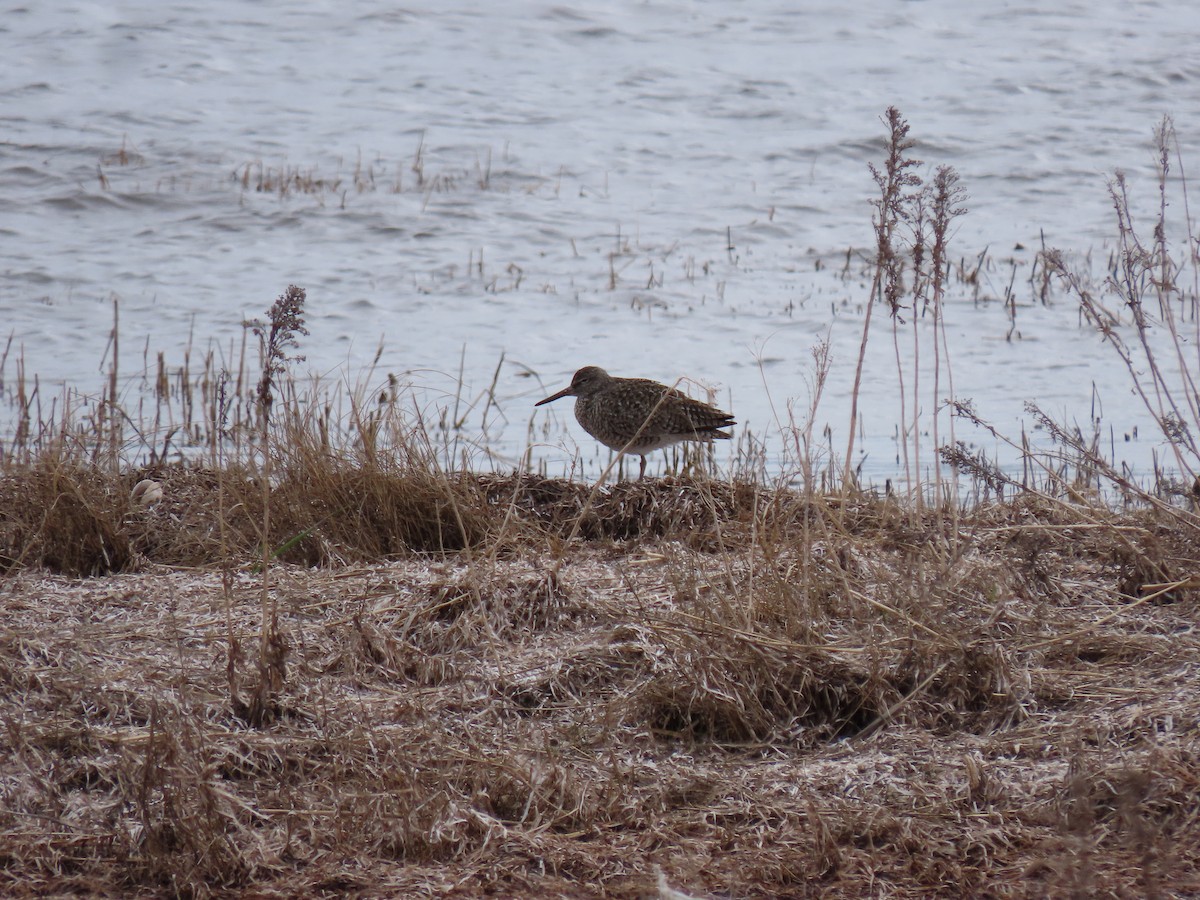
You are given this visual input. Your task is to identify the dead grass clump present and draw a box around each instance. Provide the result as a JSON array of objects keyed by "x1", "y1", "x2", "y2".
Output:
[
  {"x1": 1115, "y1": 509, "x2": 1200, "y2": 602},
  {"x1": 111, "y1": 710, "x2": 271, "y2": 895},
  {"x1": 976, "y1": 495, "x2": 1199, "y2": 607},
  {"x1": 483, "y1": 474, "x2": 749, "y2": 546},
  {"x1": 283, "y1": 737, "x2": 502, "y2": 866},
  {"x1": 0, "y1": 468, "x2": 758, "y2": 575},
  {"x1": 583, "y1": 478, "x2": 744, "y2": 545},
  {"x1": 0, "y1": 462, "x2": 132, "y2": 575},
  {"x1": 270, "y1": 468, "x2": 489, "y2": 561},
  {"x1": 633, "y1": 627, "x2": 888, "y2": 744},
  {"x1": 122, "y1": 464, "x2": 493, "y2": 568},
  {"x1": 1058, "y1": 743, "x2": 1198, "y2": 842},
  {"x1": 405, "y1": 567, "x2": 577, "y2": 654},
  {"x1": 480, "y1": 472, "x2": 591, "y2": 523},
  {"x1": 628, "y1": 618, "x2": 1030, "y2": 745},
  {"x1": 1014, "y1": 740, "x2": 1200, "y2": 897},
  {"x1": 502, "y1": 627, "x2": 654, "y2": 720},
  {"x1": 321, "y1": 610, "x2": 458, "y2": 688},
  {"x1": 121, "y1": 465, "x2": 256, "y2": 566},
  {"x1": 901, "y1": 640, "x2": 1030, "y2": 733}
]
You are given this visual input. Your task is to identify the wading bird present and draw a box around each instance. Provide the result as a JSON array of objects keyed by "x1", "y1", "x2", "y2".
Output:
[{"x1": 535, "y1": 366, "x2": 735, "y2": 478}]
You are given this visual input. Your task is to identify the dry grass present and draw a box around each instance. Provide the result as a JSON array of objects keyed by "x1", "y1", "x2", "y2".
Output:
[
  {"x1": 6, "y1": 110, "x2": 1200, "y2": 897},
  {"x1": 2, "y1": 467, "x2": 1200, "y2": 898}
]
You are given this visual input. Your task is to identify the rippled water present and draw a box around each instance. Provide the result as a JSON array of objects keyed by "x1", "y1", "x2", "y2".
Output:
[{"x1": 3, "y1": 1, "x2": 1200, "y2": 483}]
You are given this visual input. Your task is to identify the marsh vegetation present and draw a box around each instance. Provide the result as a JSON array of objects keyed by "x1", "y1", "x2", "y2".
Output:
[{"x1": 2, "y1": 112, "x2": 1199, "y2": 897}]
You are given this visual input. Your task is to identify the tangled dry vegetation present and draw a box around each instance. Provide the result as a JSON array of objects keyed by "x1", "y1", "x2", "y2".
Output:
[
  {"x1": 7, "y1": 112, "x2": 1200, "y2": 896},
  {"x1": 2, "y1": 462, "x2": 1200, "y2": 898}
]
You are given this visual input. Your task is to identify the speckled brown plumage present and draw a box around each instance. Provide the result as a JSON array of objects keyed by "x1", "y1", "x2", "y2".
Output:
[{"x1": 535, "y1": 366, "x2": 735, "y2": 476}]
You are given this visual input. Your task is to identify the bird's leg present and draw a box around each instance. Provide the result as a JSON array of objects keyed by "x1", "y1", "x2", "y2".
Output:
[{"x1": 639, "y1": 455, "x2": 648, "y2": 479}]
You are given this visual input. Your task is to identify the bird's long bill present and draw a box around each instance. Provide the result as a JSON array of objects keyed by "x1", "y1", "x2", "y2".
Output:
[{"x1": 535, "y1": 387, "x2": 572, "y2": 406}]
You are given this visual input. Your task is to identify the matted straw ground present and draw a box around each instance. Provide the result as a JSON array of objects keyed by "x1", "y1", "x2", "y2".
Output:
[{"x1": 2, "y1": 473, "x2": 1200, "y2": 897}]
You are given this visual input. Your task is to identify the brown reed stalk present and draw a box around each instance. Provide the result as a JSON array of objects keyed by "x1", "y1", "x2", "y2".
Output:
[
  {"x1": 907, "y1": 185, "x2": 931, "y2": 507},
  {"x1": 1147, "y1": 119, "x2": 1200, "y2": 448},
  {"x1": 928, "y1": 166, "x2": 967, "y2": 506},
  {"x1": 107, "y1": 298, "x2": 119, "y2": 475},
  {"x1": 241, "y1": 284, "x2": 308, "y2": 725},
  {"x1": 1043, "y1": 118, "x2": 1200, "y2": 495},
  {"x1": 844, "y1": 107, "x2": 922, "y2": 492},
  {"x1": 207, "y1": 366, "x2": 244, "y2": 718}
]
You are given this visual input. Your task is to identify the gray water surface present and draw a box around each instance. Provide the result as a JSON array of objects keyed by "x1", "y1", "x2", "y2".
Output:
[{"x1": 3, "y1": 1, "x2": 1200, "y2": 483}]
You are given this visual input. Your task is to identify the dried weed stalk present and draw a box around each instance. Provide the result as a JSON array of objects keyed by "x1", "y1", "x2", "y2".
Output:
[
  {"x1": 844, "y1": 108, "x2": 966, "y2": 508},
  {"x1": 239, "y1": 284, "x2": 308, "y2": 726}
]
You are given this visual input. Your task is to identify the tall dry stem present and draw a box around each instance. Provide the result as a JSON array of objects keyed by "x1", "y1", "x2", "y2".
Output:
[
  {"x1": 242, "y1": 284, "x2": 308, "y2": 724},
  {"x1": 1045, "y1": 118, "x2": 1200, "y2": 494},
  {"x1": 844, "y1": 107, "x2": 921, "y2": 492},
  {"x1": 927, "y1": 166, "x2": 968, "y2": 506},
  {"x1": 107, "y1": 297, "x2": 120, "y2": 475}
]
